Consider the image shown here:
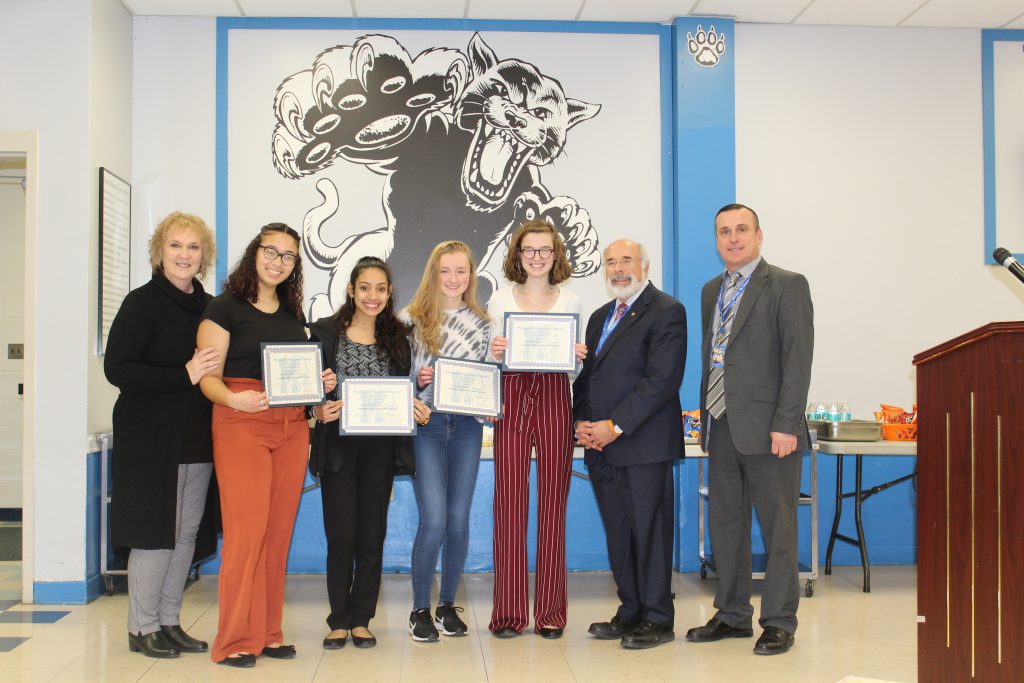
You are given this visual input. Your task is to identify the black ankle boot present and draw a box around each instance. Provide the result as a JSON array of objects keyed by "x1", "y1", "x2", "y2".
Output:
[
  {"x1": 128, "y1": 630, "x2": 181, "y2": 658},
  {"x1": 160, "y1": 624, "x2": 208, "y2": 653}
]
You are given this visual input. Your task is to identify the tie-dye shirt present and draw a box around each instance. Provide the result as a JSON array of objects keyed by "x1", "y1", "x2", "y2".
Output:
[{"x1": 400, "y1": 305, "x2": 492, "y2": 404}]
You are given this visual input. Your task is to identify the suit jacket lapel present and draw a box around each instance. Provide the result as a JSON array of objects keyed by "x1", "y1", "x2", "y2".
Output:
[
  {"x1": 729, "y1": 258, "x2": 770, "y2": 342},
  {"x1": 701, "y1": 275, "x2": 722, "y2": 364},
  {"x1": 594, "y1": 283, "x2": 655, "y2": 368}
]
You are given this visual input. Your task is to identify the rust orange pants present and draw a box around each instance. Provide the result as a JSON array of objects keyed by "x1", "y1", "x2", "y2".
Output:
[{"x1": 210, "y1": 378, "x2": 308, "y2": 662}]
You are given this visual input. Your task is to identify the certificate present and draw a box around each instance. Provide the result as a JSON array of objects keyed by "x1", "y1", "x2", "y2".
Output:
[
  {"x1": 339, "y1": 377, "x2": 416, "y2": 435},
  {"x1": 261, "y1": 342, "x2": 324, "y2": 407},
  {"x1": 502, "y1": 312, "x2": 579, "y2": 372},
  {"x1": 433, "y1": 357, "x2": 502, "y2": 417}
]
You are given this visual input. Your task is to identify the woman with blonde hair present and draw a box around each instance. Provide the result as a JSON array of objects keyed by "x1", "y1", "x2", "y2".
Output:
[
  {"x1": 403, "y1": 241, "x2": 492, "y2": 642},
  {"x1": 488, "y1": 220, "x2": 587, "y2": 639},
  {"x1": 105, "y1": 211, "x2": 220, "y2": 658}
]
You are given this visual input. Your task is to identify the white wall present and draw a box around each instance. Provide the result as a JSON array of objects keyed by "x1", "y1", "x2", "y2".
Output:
[
  {"x1": 734, "y1": 24, "x2": 1022, "y2": 418},
  {"x1": 132, "y1": 17, "x2": 218, "y2": 291},
  {"x1": 0, "y1": 0, "x2": 132, "y2": 590}
]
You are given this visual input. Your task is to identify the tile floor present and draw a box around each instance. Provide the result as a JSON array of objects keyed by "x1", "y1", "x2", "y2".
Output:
[{"x1": 0, "y1": 562, "x2": 915, "y2": 682}]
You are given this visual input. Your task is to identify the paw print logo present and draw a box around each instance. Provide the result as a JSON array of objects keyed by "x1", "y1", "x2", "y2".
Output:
[{"x1": 687, "y1": 25, "x2": 726, "y2": 67}]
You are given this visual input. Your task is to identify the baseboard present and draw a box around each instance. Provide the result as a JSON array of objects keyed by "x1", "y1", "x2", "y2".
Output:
[{"x1": 32, "y1": 574, "x2": 105, "y2": 604}]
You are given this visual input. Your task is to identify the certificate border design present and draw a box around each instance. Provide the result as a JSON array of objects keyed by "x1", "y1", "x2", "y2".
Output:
[
  {"x1": 502, "y1": 312, "x2": 579, "y2": 373},
  {"x1": 433, "y1": 357, "x2": 503, "y2": 418},
  {"x1": 339, "y1": 377, "x2": 416, "y2": 435},
  {"x1": 261, "y1": 342, "x2": 325, "y2": 407}
]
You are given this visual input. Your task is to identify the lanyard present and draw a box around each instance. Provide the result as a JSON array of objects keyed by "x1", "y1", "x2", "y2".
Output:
[
  {"x1": 715, "y1": 272, "x2": 752, "y2": 337},
  {"x1": 596, "y1": 300, "x2": 631, "y2": 353}
]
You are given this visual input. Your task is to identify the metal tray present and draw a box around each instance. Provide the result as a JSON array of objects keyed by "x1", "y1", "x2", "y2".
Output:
[{"x1": 807, "y1": 419, "x2": 882, "y2": 442}]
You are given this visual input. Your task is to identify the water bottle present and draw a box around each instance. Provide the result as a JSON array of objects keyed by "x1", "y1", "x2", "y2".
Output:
[
  {"x1": 840, "y1": 401, "x2": 852, "y2": 421},
  {"x1": 816, "y1": 400, "x2": 827, "y2": 421},
  {"x1": 827, "y1": 401, "x2": 840, "y2": 422},
  {"x1": 806, "y1": 402, "x2": 817, "y2": 420}
]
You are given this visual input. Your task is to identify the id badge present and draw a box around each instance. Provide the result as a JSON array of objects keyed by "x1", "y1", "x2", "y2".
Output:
[{"x1": 711, "y1": 345, "x2": 725, "y2": 368}]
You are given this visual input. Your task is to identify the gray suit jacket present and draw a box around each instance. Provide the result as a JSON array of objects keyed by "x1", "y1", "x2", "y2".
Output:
[{"x1": 699, "y1": 259, "x2": 814, "y2": 454}]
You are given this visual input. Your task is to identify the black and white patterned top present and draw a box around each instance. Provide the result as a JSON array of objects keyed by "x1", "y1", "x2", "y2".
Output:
[
  {"x1": 335, "y1": 332, "x2": 391, "y2": 378},
  {"x1": 400, "y1": 306, "x2": 492, "y2": 403}
]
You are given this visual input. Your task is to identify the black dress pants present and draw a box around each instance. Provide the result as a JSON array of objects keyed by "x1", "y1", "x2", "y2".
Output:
[{"x1": 320, "y1": 438, "x2": 395, "y2": 630}]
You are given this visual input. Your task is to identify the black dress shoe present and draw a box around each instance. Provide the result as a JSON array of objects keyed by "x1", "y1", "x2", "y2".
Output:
[
  {"x1": 754, "y1": 626, "x2": 794, "y2": 655},
  {"x1": 128, "y1": 631, "x2": 180, "y2": 659},
  {"x1": 621, "y1": 620, "x2": 675, "y2": 649},
  {"x1": 262, "y1": 644, "x2": 296, "y2": 659},
  {"x1": 323, "y1": 633, "x2": 347, "y2": 649},
  {"x1": 587, "y1": 615, "x2": 638, "y2": 640},
  {"x1": 491, "y1": 627, "x2": 520, "y2": 639},
  {"x1": 351, "y1": 631, "x2": 377, "y2": 648},
  {"x1": 685, "y1": 617, "x2": 754, "y2": 642},
  {"x1": 217, "y1": 653, "x2": 256, "y2": 667},
  {"x1": 159, "y1": 624, "x2": 208, "y2": 653},
  {"x1": 538, "y1": 627, "x2": 563, "y2": 639}
]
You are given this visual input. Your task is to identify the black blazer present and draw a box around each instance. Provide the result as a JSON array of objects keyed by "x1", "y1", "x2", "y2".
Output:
[{"x1": 572, "y1": 282, "x2": 687, "y2": 467}]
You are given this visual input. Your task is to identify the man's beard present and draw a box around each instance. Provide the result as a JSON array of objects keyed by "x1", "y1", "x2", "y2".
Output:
[{"x1": 606, "y1": 273, "x2": 645, "y2": 300}]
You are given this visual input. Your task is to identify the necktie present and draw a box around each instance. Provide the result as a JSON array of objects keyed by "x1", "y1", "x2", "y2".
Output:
[
  {"x1": 706, "y1": 272, "x2": 741, "y2": 419},
  {"x1": 613, "y1": 302, "x2": 627, "y2": 322}
]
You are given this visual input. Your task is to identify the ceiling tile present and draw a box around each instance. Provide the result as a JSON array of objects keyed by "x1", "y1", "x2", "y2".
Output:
[
  {"x1": 239, "y1": 0, "x2": 355, "y2": 16},
  {"x1": 795, "y1": 0, "x2": 923, "y2": 27},
  {"x1": 122, "y1": 0, "x2": 242, "y2": 16},
  {"x1": 578, "y1": 0, "x2": 697, "y2": 23},
  {"x1": 689, "y1": 0, "x2": 811, "y2": 23},
  {"x1": 468, "y1": 0, "x2": 581, "y2": 21},
  {"x1": 353, "y1": 0, "x2": 466, "y2": 19},
  {"x1": 901, "y1": 0, "x2": 1024, "y2": 28}
]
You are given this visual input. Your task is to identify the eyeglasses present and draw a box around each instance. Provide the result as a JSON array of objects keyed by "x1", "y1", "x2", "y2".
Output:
[
  {"x1": 519, "y1": 247, "x2": 554, "y2": 259},
  {"x1": 604, "y1": 257, "x2": 639, "y2": 268},
  {"x1": 260, "y1": 245, "x2": 297, "y2": 266}
]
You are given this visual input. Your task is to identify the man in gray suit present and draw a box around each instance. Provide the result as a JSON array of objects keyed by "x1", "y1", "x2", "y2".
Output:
[{"x1": 685, "y1": 204, "x2": 813, "y2": 656}]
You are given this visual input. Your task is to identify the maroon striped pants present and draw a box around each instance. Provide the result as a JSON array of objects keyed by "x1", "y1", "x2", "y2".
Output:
[{"x1": 489, "y1": 371, "x2": 574, "y2": 633}]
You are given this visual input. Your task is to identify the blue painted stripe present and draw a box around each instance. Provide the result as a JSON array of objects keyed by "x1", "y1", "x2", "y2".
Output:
[
  {"x1": 219, "y1": 16, "x2": 672, "y2": 35},
  {"x1": 32, "y1": 575, "x2": 105, "y2": 605},
  {"x1": 215, "y1": 17, "x2": 232, "y2": 292}
]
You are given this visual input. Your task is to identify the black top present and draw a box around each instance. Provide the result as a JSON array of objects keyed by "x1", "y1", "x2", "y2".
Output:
[
  {"x1": 204, "y1": 290, "x2": 307, "y2": 379},
  {"x1": 336, "y1": 333, "x2": 392, "y2": 377},
  {"x1": 104, "y1": 273, "x2": 213, "y2": 549}
]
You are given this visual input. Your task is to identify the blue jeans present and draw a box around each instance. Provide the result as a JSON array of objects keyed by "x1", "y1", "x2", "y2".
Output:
[{"x1": 411, "y1": 413, "x2": 483, "y2": 609}]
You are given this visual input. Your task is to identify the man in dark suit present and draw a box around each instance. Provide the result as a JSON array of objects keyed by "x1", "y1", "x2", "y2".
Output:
[
  {"x1": 685, "y1": 204, "x2": 813, "y2": 656},
  {"x1": 573, "y1": 238, "x2": 687, "y2": 650}
]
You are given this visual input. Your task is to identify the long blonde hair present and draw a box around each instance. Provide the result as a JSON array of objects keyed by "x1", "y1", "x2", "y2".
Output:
[{"x1": 407, "y1": 241, "x2": 489, "y2": 355}]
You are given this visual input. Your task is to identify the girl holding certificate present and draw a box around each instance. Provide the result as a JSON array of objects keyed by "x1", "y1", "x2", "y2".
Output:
[
  {"x1": 487, "y1": 220, "x2": 587, "y2": 639},
  {"x1": 403, "y1": 241, "x2": 492, "y2": 643},
  {"x1": 308, "y1": 256, "x2": 431, "y2": 650},
  {"x1": 105, "y1": 212, "x2": 219, "y2": 659},
  {"x1": 197, "y1": 223, "x2": 333, "y2": 667}
]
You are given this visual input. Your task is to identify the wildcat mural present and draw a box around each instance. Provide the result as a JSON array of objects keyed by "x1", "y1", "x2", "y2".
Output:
[{"x1": 272, "y1": 32, "x2": 602, "y2": 317}]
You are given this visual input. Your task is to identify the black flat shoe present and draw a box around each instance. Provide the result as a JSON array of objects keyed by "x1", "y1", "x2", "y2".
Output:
[
  {"x1": 754, "y1": 626, "x2": 794, "y2": 655},
  {"x1": 538, "y1": 627, "x2": 563, "y2": 639},
  {"x1": 491, "y1": 627, "x2": 519, "y2": 639},
  {"x1": 588, "y1": 615, "x2": 637, "y2": 640},
  {"x1": 262, "y1": 644, "x2": 296, "y2": 659},
  {"x1": 159, "y1": 624, "x2": 208, "y2": 653},
  {"x1": 323, "y1": 634, "x2": 347, "y2": 649},
  {"x1": 128, "y1": 631, "x2": 180, "y2": 659},
  {"x1": 351, "y1": 632, "x2": 377, "y2": 649},
  {"x1": 217, "y1": 653, "x2": 256, "y2": 667},
  {"x1": 685, "y1": 617, "x2": 754, "y2": 642},
  {"x1": 621, "y1": 621, "x2": 675, "y2": 650}
]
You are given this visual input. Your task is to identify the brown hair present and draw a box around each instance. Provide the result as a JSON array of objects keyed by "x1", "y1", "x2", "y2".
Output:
[
  {"x1": 501, "y1": 220, "x2": 572, "y2": 285},
  {"x1": 223, "y1": 223, "x2": 304, "y2": 321},
  {"x1": 148, "y1": 211, "x2": 216, "y2": 278},
  {"x1": 407, "y1": 241, "x2": 489, "y2": 356}
]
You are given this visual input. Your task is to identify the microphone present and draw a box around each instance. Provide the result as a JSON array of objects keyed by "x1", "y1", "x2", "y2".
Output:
[{"x1": 993, "y1": 247, "x2": 1024, "y2": 286}]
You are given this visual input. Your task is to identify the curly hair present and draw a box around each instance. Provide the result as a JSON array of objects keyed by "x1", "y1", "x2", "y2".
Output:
[
  {"x1": 501, "y1": 219, "x2": 573, "y2": 285},
  {"x1": 222, "y1": 223, "x2": 305, "y2": 321},
  {"x1": 148, "y1": 211, "x2": 216, "y2": 278},
  {"x1": 406, "y1": 241, "x2": 489, "y2": 356},
  {"x1": 331, "y1": 256, "x2": 411, "y2": 374}
]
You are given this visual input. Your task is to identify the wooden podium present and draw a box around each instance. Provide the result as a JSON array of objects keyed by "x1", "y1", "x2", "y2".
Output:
[{"x1": 914, "y1": 322, "x2": 1024, "y2": 682}]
